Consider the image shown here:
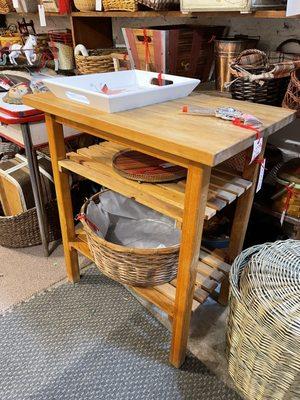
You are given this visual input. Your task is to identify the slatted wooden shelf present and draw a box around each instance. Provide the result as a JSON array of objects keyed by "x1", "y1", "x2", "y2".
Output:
[
  {"x1": 59, "y1": 141, "x2": 252, "y2": 223},
  {"x1": 72, "y1": 228, "x2": 231, "y2": 316}
]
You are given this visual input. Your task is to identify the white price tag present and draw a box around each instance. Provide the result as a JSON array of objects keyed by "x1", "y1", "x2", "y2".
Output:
[
  {"x1": 12, "y1": 0, "x2": 19, "y2": 8},
  {"x1": 95, "y1": 0, "x2": 102, "y2": 10},
  {"x1": 38, "y1": 5, "x2": 47, "y2": 27},
  {"x1": 249, "y1": 137, "x2": 263, "y2": 164},
  {"x1": 256, "y1": 158, "x2": 265, "y2": 193}
]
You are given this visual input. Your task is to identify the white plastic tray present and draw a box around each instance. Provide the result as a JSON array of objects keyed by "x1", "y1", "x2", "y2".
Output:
[{"x1": 43, "y1": 70, "x2": 200, "y2": 113}]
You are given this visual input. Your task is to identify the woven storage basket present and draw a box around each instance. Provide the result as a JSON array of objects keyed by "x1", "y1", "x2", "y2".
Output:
[
  {"x1": 230, "y1": 49, "x2": 290, "y2": 106},
  {"x1": 81, "y1": 191, "x2": 179, "y2": 287},
  {"x1": 283, "y1": 69, "x2": 300, "y2": 117},
  {"x1": 138, "y1": 0, "x2": 179, "y2": 10},
  {"x1": 73, "y1": 0, "x2": 94, "y2": 10},
  {"x1": 0, "y1": 0, "x2": 13, "y2": 13},
  {"x1": 227, "y1": 240, "x2": 300, "y2": 400},
  {"x1": 102, "y1": 0, "x2": 138, "y2": 11},
  {"x1": 0, "y1": 200, "x2": 61, "y2": 248},
  {"x1": 75, "y1": 49, "x2": 117, "y2": 75},
  {"x1": 55, "y1": 42, "x2": 75, "y2": 70}
]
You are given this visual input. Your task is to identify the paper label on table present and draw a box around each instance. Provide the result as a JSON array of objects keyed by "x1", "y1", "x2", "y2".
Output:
[
  {"x1": 286, "y1": 0, "x2": 300, "y2": 17},
  {"x1": 256, "y1": 158, "x2": 265, "y2": 193},
  {"x1": 95, "y1": 0, "x2": 102, "y2": 10},
  {"x1": 249, "y1": 137, "x2": 263, "y2": 164},
  {"x1": 12, "y1": 0, "x2": 19, "y2": 8},
  {"x1": 38, "y1": 5, "x2": 47, "y2": 27}
]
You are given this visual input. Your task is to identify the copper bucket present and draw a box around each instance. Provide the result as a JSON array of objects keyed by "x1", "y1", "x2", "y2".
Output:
[{"x1": 214, "y1": 36, "x2": 259, "y2": 91}]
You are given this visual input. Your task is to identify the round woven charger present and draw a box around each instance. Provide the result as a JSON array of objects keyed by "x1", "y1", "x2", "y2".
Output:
[{"x1": 112, "y1": 149, "x2": 186, "y2": 183}]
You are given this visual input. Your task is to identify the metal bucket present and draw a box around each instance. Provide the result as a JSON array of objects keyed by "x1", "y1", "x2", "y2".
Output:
[{"x1": 214, "y1": 36, "x2": 259, "y2": 91}]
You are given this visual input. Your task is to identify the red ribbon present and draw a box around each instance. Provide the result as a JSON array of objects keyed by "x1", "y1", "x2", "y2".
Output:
[
  {"x1": 157, "y1": 72, "x2": 163, "y2": 86},
  {"x1": 255, "y1": 158, "x2": 267, "y2": 170},
  {"x1": 232, "y1": 118, "x2": 262, "y2": 140},
  {"x1": 143, "y1": 29, "x2": 151, "y2": 69},
  {"x1": 76, "y1": 213, "x2": 99, "y2": 232},
  {"x1": 284, "y1": 185, "x2": 294, "y2": 212}
]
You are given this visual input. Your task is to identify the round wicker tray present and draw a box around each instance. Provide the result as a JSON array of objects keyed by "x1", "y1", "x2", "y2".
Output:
[{"x1": 112, "y1": 149, "x2": 187, "y2": 183}]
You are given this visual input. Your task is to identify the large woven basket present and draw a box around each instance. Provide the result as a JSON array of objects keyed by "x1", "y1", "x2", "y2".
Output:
[
  {"x1": 283, "y1": 69, "x2": 300, "y2": 117},
  {"x1": 138, "y1": 0, "x2": 179, "y2": 10},
  {"x1": 75, "y1": 49, "x2": 118, "y2": 75},
  {"x1": 102, "y1": 0, "x2": 138, "y2": 11},
  {"x1": 0, "y1": 0, "x2": 13, "y2": 13},
  {"x1": 81, "y1": 191, "x2": 179, "y2": 287},
  {"x1": 73, "y1": 0, "x2": 94, "y2": 10},
  {"x1": 227, "y1": 240, "x2": 300, "y2": 400},
  {"x1": 0, "y1": 200, "x2": 61, "y2": 248}
]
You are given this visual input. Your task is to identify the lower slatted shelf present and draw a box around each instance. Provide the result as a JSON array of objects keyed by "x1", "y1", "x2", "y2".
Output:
[
  {"x1": 72, "y1": 228, "x2": 231, "y2": 317},
  {"x1": 59, "y1": 141, "x2": 252, "y2": 224}
]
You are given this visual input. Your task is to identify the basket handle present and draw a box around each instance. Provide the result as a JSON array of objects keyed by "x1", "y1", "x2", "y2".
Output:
[
  {"x1": 233, "y1": 49, "x2": 268, "y2": 65},
  {"x1": 276, "y1": 39, "x2": 300, "y2": 53}
]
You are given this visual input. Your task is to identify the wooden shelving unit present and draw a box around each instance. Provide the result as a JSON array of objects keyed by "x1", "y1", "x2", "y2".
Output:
[{"x1": 1, "y1": 9, "x2": 292, "y2": 18}]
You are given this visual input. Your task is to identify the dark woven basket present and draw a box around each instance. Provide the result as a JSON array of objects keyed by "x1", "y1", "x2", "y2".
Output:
[
  {"x1": 230, "y1": 67, "x2": 290, "y2": 106},
  {"x1": 0, "y1": 200, "x2": 61, "y2": 248}
]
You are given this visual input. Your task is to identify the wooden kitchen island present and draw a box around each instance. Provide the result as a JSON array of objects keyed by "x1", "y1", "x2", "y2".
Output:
[{"x1": 24, "y1": 92, "x2": 295, "y2": 368}]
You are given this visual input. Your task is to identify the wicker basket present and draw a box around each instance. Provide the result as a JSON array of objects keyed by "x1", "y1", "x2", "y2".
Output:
[
  {"x1": 282, "y1": 69, "x2": 300, "y2": 117},
  {"x1": 75, "y1": 49, "x2": 117, "y2": 74},
  {"x1": 230, "y1": 67, "x2": 289, "y2": 106},
  {"x1": 227, "y1": 240, "x2": 300, "y2": 400},
  {"x1": 81, "y1": 191, "x2": 179, "y2": 287},
  {"x1": 230, "y1": 49, "x2": 291, "y2": 106},
  {"x1": 0, "y1": 200, "x2": 61, "y2": 248},
  {"x1": 138, "y1": 0, "x2": 179, "y2": 10},
  {"x1": 102, "y1": 0, "x2": 138, "y2": 11},
  {"x1": 0, "y1": 0, "x2": 13, "y2": 13},
  {"x1": 73, "y1": 0, "x2": 95, "y2": 11}
]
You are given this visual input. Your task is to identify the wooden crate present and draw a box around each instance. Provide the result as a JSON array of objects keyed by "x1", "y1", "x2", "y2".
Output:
[
  {"x1": 180, "y1": 0, "x2": 285, "y2": 13},
  {"x1": 122, "y1": 25, "x2": 225, "y2": 81},
  {"x1": 0, "y1": 154, "x2": 55, "y2": 216}
]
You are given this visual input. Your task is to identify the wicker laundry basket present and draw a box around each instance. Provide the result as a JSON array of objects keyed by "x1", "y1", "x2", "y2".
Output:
[
  {"x1": 227, "y1": 240, "x2": 300, "y2": 400},
  {"x1": 0, "y1": 200, "x2": 61, "y2": 248},
  {"x1": 102, "y1": 0, "x2": 138, "y2": 11},
  {"x1": 81, "y1": 191, "x2": 179, "y2": 287}
]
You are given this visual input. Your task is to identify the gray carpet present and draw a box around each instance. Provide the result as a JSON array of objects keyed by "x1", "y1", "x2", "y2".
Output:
[{"x1": 0, "y1": 267, "x2": 240, "y2": 400}]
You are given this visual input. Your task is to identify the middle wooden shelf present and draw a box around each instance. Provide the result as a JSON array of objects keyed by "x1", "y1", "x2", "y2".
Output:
[{"x1": 59, "y1": 141, "x2": 252, "y2": 224}]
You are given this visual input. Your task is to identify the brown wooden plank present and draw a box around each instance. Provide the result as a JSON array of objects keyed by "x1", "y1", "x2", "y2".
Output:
[
  {"x1": 155, "y1": 283, "x2": 200, "y2": 312},
  {"x1": 197, "y1": 261, "x2": 225, "y2": 282},
  {"x1": 199, "y1": 250, "x2": 231, "y2": 275},
  {"x1": 212, "y1": 170, "x2": 252, "y2": 190}
]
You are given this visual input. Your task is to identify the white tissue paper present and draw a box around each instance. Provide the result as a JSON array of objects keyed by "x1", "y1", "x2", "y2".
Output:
[{"x1": 86, "y1": 191, "x2": 180, "y2": 249}]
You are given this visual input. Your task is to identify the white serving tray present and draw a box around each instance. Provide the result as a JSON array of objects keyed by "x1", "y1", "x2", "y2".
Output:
[{"x1": 43, "y1": 70, "x2": 200, "y2": 113}]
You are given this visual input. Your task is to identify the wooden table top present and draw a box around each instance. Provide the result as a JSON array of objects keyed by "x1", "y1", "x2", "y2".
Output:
[{"x1": 24, "y1": 92, "x2": 295, "y2": 166}]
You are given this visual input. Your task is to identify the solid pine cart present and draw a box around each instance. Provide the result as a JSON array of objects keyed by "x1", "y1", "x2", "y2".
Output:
[{"x1": 24, "y1": 92, "x2": 295, "y2": 368}]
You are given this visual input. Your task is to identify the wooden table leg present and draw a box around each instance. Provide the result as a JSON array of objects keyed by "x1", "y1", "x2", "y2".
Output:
[
  {"x1": 45, "y1": 114, "x2": 80, "y2": 283},
  {"x1": 218, "y1": 141, "x2": 267, "y2": 305},
  {"x1": 170, "y1": 163, "x2": 211, "y2": 368}
]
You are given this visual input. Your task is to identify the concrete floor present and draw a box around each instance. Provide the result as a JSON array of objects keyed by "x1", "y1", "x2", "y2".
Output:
[{"x1": 0, "y1": 242, "x2": 237, "y2": 392}]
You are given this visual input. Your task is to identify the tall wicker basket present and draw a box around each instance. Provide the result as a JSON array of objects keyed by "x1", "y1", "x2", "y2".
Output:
[
  {"x1": 81, "y1": 191, "x2": 179, "y2": 287},
  {"x1": 282, "y1": 69, "x2": 300, "y2": 117},
  {"x1": 227, "y1": 240, "x2": 300, "y2": 400}
]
